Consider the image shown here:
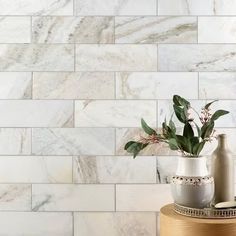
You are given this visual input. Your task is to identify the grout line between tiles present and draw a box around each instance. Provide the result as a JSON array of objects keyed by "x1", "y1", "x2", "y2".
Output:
[
  {"x1": 72, "y1": 212, "x2": 75, "y2": 236},
  {"x1": 156, "y1": 0, "x2": 158, "y2": 16},
  {"x1": 198, "y1": 72, "x2": 200, "y2": 99},
  {"x1": 114, "y1": 184, "x2": 116, "y2": 211}
]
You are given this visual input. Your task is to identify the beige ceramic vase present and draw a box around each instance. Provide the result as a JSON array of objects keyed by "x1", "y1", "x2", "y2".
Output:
[{"x1": 211, "y1": 134, "x2": 234, "y2": 205}]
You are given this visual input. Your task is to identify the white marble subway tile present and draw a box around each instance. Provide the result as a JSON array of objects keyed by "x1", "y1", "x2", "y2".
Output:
[
  {"x1": 199, "y1": 72, "x2": 236, "y2": 99},
  {"x1": 116, "y1": 72, "x2": 198, "y2": 99},
  {"x1": 115, "y1": 16, "x2": 197, "y2": 43},
  {"x1": 76, "y1": 44, "x2": 157, "y2": 71},
  {"x1": 0, "y1": 100, "x2": 73, "y2": 127},
  {"x1": 156, "y1": 156, "x2": 178, "y2": 183},
  {"x1": 73, "y1": 156, "x2": 156, "y2": 183},
  {"x1": 0, "y1": 44, "x2": 74, "y2": 71},
  {"x1": 32, "y1": 184, "x2": 115, "y2": 211},
  {"x1": 0, "y1": 184, "x2": 31, "y2": 211},
  {"x1": 158, "y1": 0, "x2": 214, "y2": 15},
  {"x1": 199, "y1": 17, "x2": 236, "y2": 43},
  {"x1": 116, "y1": 128, "x2": 178, "y2": 156},
  {"x1": 158, "y1": 100, "x2": 235, "y2": 128},
  {"x1": 0, "y1": 212, "x2": 72, "y2": 236},
  {"x1": 75, "y1": 100, "x2": 156, "y2": 127},
  {"x1": 0, "y1": 156, "x2": 72, "y2": 183},
  {"x1": 74, "y1": 212, "x2": 156, "y2": 236},
  {"x1": 32, "y1": 128, "x2": 115, "y2": 155},
  {"x1": 0, "y1": 128, "x2": 31, "y2": 155},
  {"x1": 33, "y1": 72, "x2": 115, "y2": 99},
  {"x1": 32, "y1": 17, "x2": 114, "y2": 43},
  {"x1": 0, "y1": 0, "x2": 73, "y2": 15},
  {"x1": 158, "y1": 44, "x2": 236, "y2": 72},
  {"x1": 75, "y1": 0, "x2": 156, "y2": 16},
  {"x1": 0, "y1": 72, "x2": 31, "y2": 99},
  {"x1": 116, "y1": 184, "x2": 172, "y2": 211},
  {"x1": 0, "y1": 17, "x2": 30, "y2": 43},
  {"x1": 158, "y1": 0, "x2": 236, "y2": 15}
]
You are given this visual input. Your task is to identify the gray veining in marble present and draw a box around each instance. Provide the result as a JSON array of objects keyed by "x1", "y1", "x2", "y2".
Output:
[
  {"x1": 32, "y1": 128, "x2": 115, "y2": 155},
  {"x1": 115, "y1": 16, "x2": 197, "y2": 43},
  {"x1": 73, "y1": 156, "x2": 156, "y2": 183},
  {"x1": 33, "y1": 72, "x2": 115, "y2": 99},
  {"x1": 33, "y1": 16, "x2": 114, "y2": 43},
  {"x1": 0, "y1": 44, "x2": 74, "y2": 71},
  {"x1": 159, "y1": 44, "x2": 236, "y2": 72}
]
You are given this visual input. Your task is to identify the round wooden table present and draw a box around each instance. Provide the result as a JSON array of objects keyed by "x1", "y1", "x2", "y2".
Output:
[{"x1": 160, "y1": 204, "x2": 236, "y2": 236}]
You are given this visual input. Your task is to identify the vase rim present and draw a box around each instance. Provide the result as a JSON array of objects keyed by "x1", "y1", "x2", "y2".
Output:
[{"x1": 180, "y1": 155, "x2": 204, "y2": 159}]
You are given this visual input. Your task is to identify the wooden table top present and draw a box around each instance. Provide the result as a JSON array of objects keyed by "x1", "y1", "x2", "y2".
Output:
[{"x1": 160, "y1": 204, "x2": 236, "y2": 236}]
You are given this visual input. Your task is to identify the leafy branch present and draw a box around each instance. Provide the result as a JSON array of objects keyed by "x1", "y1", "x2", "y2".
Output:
[{"x1": 124, "y1": 95, "x2": 229, "y2": 158}]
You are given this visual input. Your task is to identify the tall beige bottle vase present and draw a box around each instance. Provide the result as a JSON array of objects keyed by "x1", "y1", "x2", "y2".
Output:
[{"x1": 211, "y1": 134, "x2": 234, "y2": 205}]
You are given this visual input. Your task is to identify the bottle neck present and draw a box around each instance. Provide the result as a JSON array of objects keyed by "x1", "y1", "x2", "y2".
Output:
[{"x1": 217, "y1": 134, "x2": 228, "y2": 149}]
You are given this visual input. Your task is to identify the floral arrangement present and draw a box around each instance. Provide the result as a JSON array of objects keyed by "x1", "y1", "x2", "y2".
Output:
[{"x1": 125, "y1": 95, "x2": 229, "y2": 158}]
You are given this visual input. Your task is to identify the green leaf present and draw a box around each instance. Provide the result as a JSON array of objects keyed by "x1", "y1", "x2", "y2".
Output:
[
  {"x1": 173, "y1": 95, "x2": 190, "y2": 108},
  {"x1": 193, "y1": 141, "x2": 205, "y2": 156},
  {"x1": 211, "y1": 110, "x2": 229, "y2": 121},
  {"x1": 176, "y1": 135, "x2": 191, "y2": 154},
  {"x1": 141, "y1": 118, "x2": 157, "y2": 135},
  {"x1": 169, "y1": 119, "x2": 176, "y2": 133},
  {"x1": 193, "y1": 122, "x2": 201, "y2": 138},
  {"x1": 168, "y1": 138, "x2": 179, "y2": 150},
  {"x1": 205, "y1": 100, "x2": 218, "y2": 109},
  {"x1": 124, "y1": 141, "x2": 148, "y2": 158},
  {"x1": 183, "y1": 122, "x2": 194, "y2": 138},
  {"x1": 201, "y1": 121, "x2": 214, "y2": 139},
  {"x1": 173, "y1": 104, "x2": 187, "y2": 123}
]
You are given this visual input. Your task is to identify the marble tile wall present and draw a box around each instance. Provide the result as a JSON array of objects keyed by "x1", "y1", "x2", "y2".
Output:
[{"x1": 0, "y1": 0, "x2": 236, "y2": 235}]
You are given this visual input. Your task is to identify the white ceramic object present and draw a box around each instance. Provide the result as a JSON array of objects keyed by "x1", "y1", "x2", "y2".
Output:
[
  {"x1": 215, "y1": 201, "x2": 236, "y2": 209},
  {"x1": 176, "y1": 156, "x2": 209, "y2": 177},
  {"x1": 171, "y1": 156, "x2": 214, "y2": 208}
]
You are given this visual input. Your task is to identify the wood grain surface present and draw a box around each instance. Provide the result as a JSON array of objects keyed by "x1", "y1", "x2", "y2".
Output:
[{"x1": 160, "y1": 204, "x2": 236, "y2": 236}]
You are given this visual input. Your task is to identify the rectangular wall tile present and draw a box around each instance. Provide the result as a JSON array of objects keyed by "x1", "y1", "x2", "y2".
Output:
[
  {"x1": 0, "y1": 184, "x2": 31, "y2": 211},
  {"x1": 158, "y1": 100, "x2": 235, "y2": 128},
  {"x1": 115, "y1": 17, "x2": 197, "y2": 43},
  {"x1": 75, "y1": 0, "x2": 156, "y2": 16},
  {"x1": 0, "y1": 72, "x2": 31, "y2": 99},
  {"x1": 158, "y1": 44, "x2": 236, "y2": 72},
  {"x1": 116, "y1": 184, "x2": 173, "y2": 211},
  {"x1": 0, "y1": 212, "x2": 72, "y2": 236},
  {"x1": 32, "y1": 184, "x2": 115, "y2": 211},
  {"x1": 75, "y1": 100, "x2": 156, "y2": 127},
  {"x1": 158, "y1": 0, "x2": 236, "y2": 15},
  {"x1": 199, "y1": 17, "x2": 236, "y2": 43},
  {"x1": 0, "y1": 17, "x2": 30, "y2": 43},
  {"x1": 32, "y1": 17, "x2": 114, "y2": 43},
  {"x1": 73, "y1": 156, "x2": 156, "y2": 183},
  {"x1": 199, "y1": 72, "x2": 236, "y2": 99},
  {"x1": 33, "y1": 72, "x2": 115, "y2": 99},
  {"x1": 116, "y1": 128, "x2": 178, "y2": 156},
  {"x1": 76, "y1": 44, "x2": 157, "y2": 71},
  {"x1": 116, "y1": 72, "x2": 198, "y2": 99},
  {"x1": 0, "y1": 156, "x2": 72, "y2": 183},
  {"x1": 74, "y1": 212, "x2": 156, "y2": 236},
  {"x1": 156, "y1": 156, "x2": 178, "y2": 183},
  {"x1": 0, "y1": 100, "x2": 73, "y2": 127},
  {"x1": 158, "y1": 0, "x2": 214, "y2": 15},
  {"x1": 0, "y1": 44, "x2": 74, "y2": 71},
  {"x1": 32, "y1": 128, "x2": 115, "y2": 155},
  {"x1": 0, "y1": 0, "x2": 73, "y2": 15},
  {"x1": 0, "y1": 128, "x2": 31, "y2": 155}
]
